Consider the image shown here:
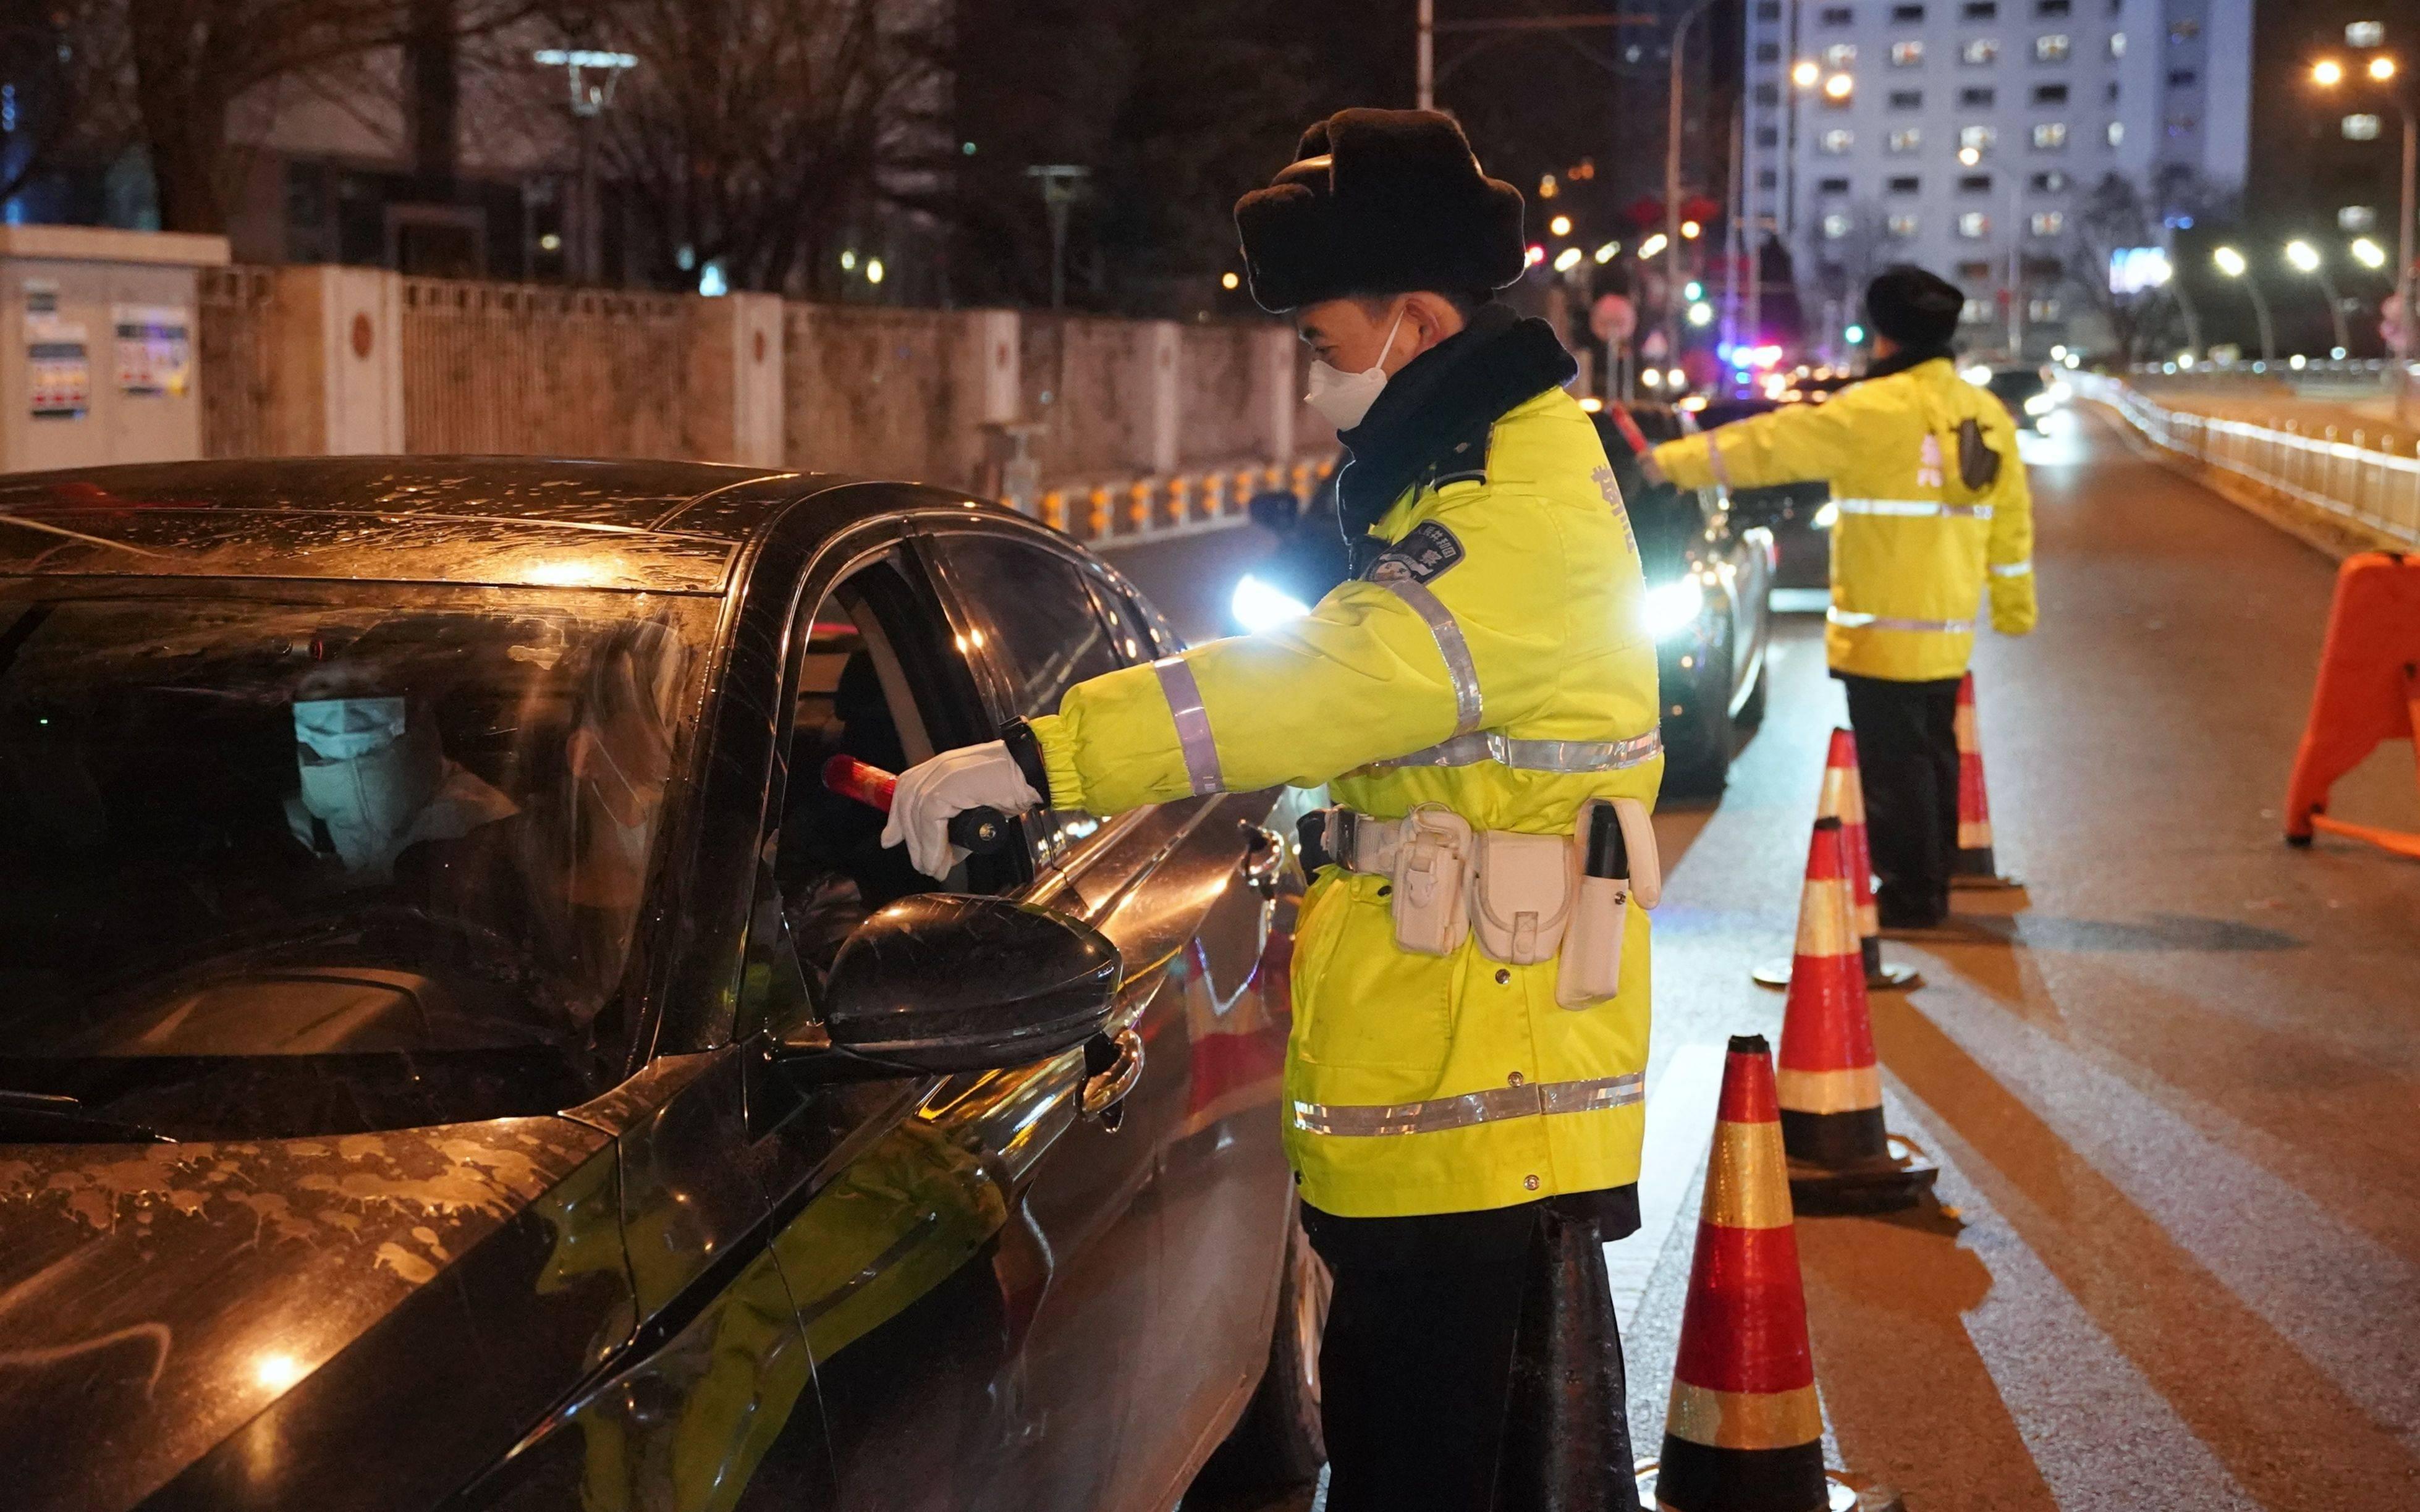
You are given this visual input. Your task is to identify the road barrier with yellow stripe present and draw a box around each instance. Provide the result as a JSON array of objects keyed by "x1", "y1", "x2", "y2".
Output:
[{"x1": 1023, "y1": 455, "x2": 1337, "y2": 547}]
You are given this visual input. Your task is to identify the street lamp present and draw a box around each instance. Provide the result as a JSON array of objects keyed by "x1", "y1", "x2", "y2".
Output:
[
  {"x1": 1792, "y1": 59, "x2": 1819, "y2": 89},
  {"x1": 1665, "y1": 0, "x2": 1728, "y2": 371},
  {"x1": 2214, "y1": 245, "x2": 2278, "y2": 363},
  {"x1": 1549, "y1": 214, "x2": 1574, "y2": 238},
  {"x1": 2312, "y1": 51, "x2": 2414, "y2": 415},
  {"x1": 2285, "y1": 239, "x2": 2353, "y2": 356},
  {"x1": 2354, "y1": 236, "x2": 2389, "y2": 269},
  {"x1": 1823, "y1": 72, "x2": 1854, "y2": 101}
]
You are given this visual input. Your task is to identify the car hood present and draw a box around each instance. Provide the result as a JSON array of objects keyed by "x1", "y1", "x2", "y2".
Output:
[{"x1": 0, "y1": 1118, "x2": 607, "y2": 1512}]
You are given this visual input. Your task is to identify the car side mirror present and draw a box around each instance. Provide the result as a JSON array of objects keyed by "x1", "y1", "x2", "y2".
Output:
[{"x1": 781, "y1": 893, "x2": 1121, "y2": 1074}]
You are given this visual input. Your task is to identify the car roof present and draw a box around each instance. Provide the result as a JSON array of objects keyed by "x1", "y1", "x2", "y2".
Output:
[{"x1": 0, "y1": 457, "x2": 1000, "y2": 593}]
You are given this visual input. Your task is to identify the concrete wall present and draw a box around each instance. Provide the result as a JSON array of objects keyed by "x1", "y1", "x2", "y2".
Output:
[{"x1": 784, "y1": 304, "x2": 1016, "y2": 490}]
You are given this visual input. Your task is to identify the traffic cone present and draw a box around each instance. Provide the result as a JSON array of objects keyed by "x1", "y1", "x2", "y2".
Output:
[
  {"x1": 1648, "y1": 1036, "x2": 1903, "y2": 1512},
  {"x1": 1952, "y1": 674, "x2": 2022, "y2": 890},
  {"x1": 1755, "y1": 733, "x2": 1919, "y2": 992},
  {"x1": 1777, "y1": 819, "x2": 1937, "y2": 1215}
]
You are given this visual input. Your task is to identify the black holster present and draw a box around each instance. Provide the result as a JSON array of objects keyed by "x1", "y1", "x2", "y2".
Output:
[{"x1": 1492, "y1": 1200, "x2": 1643, "y2": 1512}]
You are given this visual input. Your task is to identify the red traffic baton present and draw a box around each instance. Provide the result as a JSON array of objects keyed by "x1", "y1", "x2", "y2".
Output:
[{"x1": 821, "y1": 754, "x2": 1021, "y2": 856}]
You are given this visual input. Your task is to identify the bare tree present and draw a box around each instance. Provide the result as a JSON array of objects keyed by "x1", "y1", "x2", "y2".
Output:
[
  {"x1": 2060, "y1": 171, "x2": 2205, "y2": 363},
  {"x1": 0, "y1": 7, "x2": 140, "y2": 206},
  {"x1": 536, "y1": 0, "x2": 946, "y2": 294}
]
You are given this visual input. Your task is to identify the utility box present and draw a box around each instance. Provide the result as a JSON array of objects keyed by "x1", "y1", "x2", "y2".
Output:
[{"x1": 0, "y1": 225, "x2": 230, "y2": 475}]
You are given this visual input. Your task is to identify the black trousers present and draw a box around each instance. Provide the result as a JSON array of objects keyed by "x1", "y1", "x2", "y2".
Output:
[
  {"x1": 1305, "y1": 1191, "x2": 1640, "y2": 1512},
  {"x1": 1838, "y1": 671, "x2": 1964, "y2": 926}
]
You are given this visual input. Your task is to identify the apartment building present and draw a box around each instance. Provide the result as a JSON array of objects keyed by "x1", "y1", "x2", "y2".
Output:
[{"x1": 1740, "y1": 0, "x2": 2251, "y2": 357}]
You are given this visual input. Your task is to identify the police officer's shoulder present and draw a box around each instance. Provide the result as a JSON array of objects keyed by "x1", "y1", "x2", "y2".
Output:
[{"x1": 1445, "y1": 386, "x2": 1597, "y2": 495}]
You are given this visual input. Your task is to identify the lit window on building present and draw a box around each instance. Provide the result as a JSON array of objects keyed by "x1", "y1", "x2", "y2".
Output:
[
  {"x1": 2035, "y1": 33, "x2": 2071, "y2": 60},
  {"x1": 2030, "y1": 209, "x2": 2065, "y2": 235},
  {"x1": 2107, "y1": 31, "x2": 2126, "y2": 56},
  {"x1": 2344, "y1": 114, "x2": 2383, "y2": 141},
  {"x1": 1889, "y1": 213, "x2": 1922, "y2": 237},
  {"x1": 2106, "y1": 120, "x2": 2125, "y2": 145},
  {"x1": 1961, "y1": 123, "x2": 1999, "y2": 151},
  {"x1": 1961, "y1": 297, "x2": 1995, "y2": 322},
  {"x1": 1959, "y1": 211, "x2": 1991, "y2": 238},
  {"x1": 1824, "y1": 212, "x2": 1855, "y2": 239},
  {"x1": 2028, "y1": 297, "x2": 2062, "y2": 321},
  {"x1": 1890, "y1": 127, "x2": 1926, "y2": 151},
  {"x1": 1963, "y1": 37, "x2": 2001, "y2": 64},
  {"x1": 1893, "y1": 40, "x2": 1927, "y2": 65},
  {"x1": 2341, "y1": 205, "x2": 2378, "y2": 231},
  {"x1": 2033, "y1": 122, "x2": 2068, "y2": 148},
  {"x1": 1822, "y1": 129, "x2": 1856, "y2": 153},
  {"x1": 2031, "y1": 169, "x2": 2069, "y2": 190},
  {"x1": 1890, "y1": 89, "x2": 1926, "y2": 108},
  {"x1": 2346, "y1": 20, "x2": 2384, "y2": 46},
  {"x1": 1824, "y1": 42, "x2": 1859, "y2": 67},
  {"x1": 2168, "y1": 18, "x2": 2198, "y2": 40}
]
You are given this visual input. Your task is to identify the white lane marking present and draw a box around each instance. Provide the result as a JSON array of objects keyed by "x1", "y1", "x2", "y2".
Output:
[
  {"x1": 1884, "y1": 1078, "x2": 2265, "y2": 1510},
  {"x1": 1606, "y1": 1041, "x2": 1726, "y2": 1332},
  {"x1": 1916, "y1": 985, "x2": 2420, "y2": 1450}
]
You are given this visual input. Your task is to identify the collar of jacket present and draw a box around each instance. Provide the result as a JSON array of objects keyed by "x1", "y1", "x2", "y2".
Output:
[
  {"x1": 1332, "y1": 303, "x2": 1578, "y2": 547},
  {"x1": 1860, "y1": 345, "x2": 1958, "y2": 382}
]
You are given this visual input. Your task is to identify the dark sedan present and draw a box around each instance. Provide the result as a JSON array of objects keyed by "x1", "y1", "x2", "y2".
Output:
[
  {"x1": 1593, "y1": 405, "x2": 1774, "y2": 795},
  {"x1": 0, "y1": 459, "x2": 1324, "y2": 1512}
]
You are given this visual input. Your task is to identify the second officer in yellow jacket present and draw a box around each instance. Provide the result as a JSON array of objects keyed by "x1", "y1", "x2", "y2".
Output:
[
  {"x1": 884, "y1": 109, "x2": 1661, "y2": 1511},
  {"x1": 1648, "y1": 264, "x2": 2036, "y2": 927}
]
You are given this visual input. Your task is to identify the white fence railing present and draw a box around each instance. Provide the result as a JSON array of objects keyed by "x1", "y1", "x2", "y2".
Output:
[{"x1": 2085, "y1": 374, "x2": 2420, "y2": 548}]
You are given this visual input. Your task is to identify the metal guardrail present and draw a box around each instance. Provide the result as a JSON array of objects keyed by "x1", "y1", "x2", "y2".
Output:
[
  {"x1": 2085, "y1": 374, "x2": 2420, "y2": 547},
  {"x1": 1039, "y1": 455, "x2": 1337, "y2": 547}
]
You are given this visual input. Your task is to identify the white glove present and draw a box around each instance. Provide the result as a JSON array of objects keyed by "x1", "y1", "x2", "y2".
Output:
[{"x1": 880, "y1": 740, "x2": 1043, "y2": 880}]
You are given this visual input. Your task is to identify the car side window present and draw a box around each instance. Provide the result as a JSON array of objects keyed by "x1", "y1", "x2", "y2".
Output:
[
  {"x1": 931, "y1": 533, "x2": 1126, "y2": 717},
  {"x1": 748, "y1": 554, "x2": 1025, "y2": 1022},
  {"x1": 1085, "y1": 570, "x2": 1182, "y2": 662}
]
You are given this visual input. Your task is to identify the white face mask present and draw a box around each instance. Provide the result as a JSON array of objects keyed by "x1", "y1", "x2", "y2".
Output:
[
  {"x1": 288, "y1": 698, "x2": 439, "y2": 876},
  {"x1": 1303, "y1": 304, "x2": 1408, "y2": 433}
]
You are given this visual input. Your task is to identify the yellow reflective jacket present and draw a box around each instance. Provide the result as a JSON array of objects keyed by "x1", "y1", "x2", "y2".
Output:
[
  {"x1": 1651, "y1": 357, "x2": 2037, "y2": 680},
  {"x1": 1029, "y1": 385, "x2": 1662, "y2": 1219}
]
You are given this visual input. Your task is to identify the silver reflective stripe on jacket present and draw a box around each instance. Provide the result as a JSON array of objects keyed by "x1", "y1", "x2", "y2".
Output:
[
  {"x1": 1371, "y1": 566, "x2": 1485, "y2": 736},
  {"x1": 1704, "y1": 434, "x2": 1732, "y2": 488},
  {"x1": 1152, "y1": 656, "x2": 1224, "y2": 795},
  {"x1": 1363, "y1": 727, "x2": 1664, "y2": 774},
  {"x1": 1834, "y1": 498, "x2": 1993, "y2": 520},
  {"x1": 1827, "y1": 607, "x2": 1978, "y2": 633},
  {"x1": 1292, "y1": 1072, "x2": 1645, "y2": 1137},
  {"x1": 1989, "y1": 560, "x2": 2033, "y2": 577}
]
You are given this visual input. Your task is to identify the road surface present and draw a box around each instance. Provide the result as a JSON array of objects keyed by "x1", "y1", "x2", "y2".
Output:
[{"x1": 1123, "y1": 402, "x2": 2420, "y2": 1511}]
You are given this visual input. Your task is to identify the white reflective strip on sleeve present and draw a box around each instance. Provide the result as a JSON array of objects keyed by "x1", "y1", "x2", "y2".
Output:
[
  {"x1": 1151, "y1": 656, "x2": 1224, "y2": 795},
  {"x1": 1704, "y1": 435, "x2": 1732, "y2": 488},
  {"x1": 1366, "y1": 728, "x2": 1664, "y2": 774},
  {"x1": 1834, "y1": 498, "x2": 1994, "y2": 520},
  {"x1": 1291, "y1": 1072, "x2": 1644, "y2": 1137},
  {"x1": 1989, "y1": 560, "x2": 2034, "y2": 577},
  {"x1": 1372, "y1": 569, "x2": 1485, "y2": 736},
  {"x1": 1826, "y1": 607, "x2": 1977, "y2": 633}
]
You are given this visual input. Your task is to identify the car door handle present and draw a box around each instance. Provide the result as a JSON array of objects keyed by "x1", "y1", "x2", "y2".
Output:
[
  {"x1": 1080, "y1": 1027, "x2": 1145, "y2": 1128},
  {"x1": 1241, "y1": 822, "x2": 1285, "y2": 900}
]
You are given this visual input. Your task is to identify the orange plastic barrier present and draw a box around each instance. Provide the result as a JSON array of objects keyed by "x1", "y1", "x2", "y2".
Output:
[{"x1": 2283, "y1": 552, "x2": 2420, "y2": 861}]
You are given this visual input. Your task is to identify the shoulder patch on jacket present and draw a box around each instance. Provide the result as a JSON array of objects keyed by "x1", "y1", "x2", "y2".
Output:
[{"x1": 1363, "y1": 521, "x2": 1466, "y2": 583}]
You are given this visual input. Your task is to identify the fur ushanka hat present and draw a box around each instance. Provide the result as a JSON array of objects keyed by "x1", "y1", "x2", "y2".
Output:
[{"x1": 1233, "y1": 109, "x2": 1527, "y2": 314}]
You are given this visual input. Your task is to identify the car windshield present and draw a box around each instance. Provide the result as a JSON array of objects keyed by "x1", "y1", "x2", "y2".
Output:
[{"x1": 0, "y1": 581, "x2": 716, "y2": 1135}]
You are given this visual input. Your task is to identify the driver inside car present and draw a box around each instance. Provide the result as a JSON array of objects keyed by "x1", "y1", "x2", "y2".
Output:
[{"x1": 284, "y1": 688, "x2": 518, "y2": 885}]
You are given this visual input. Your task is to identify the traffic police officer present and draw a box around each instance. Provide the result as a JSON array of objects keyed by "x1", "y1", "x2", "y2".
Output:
[
  {"x1": 886, "y1": 109, "x2": 1664, "y2": 1510},
  {"x1": 1646, "y1": 265, "x2": 2037, "y2": 928}
]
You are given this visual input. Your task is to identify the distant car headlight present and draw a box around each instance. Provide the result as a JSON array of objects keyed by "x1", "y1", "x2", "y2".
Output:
[
  {"x1": 1230, "y1": 573, "x2": 1310, "y2": 631},
  {"x1": 1812, "y1": 500, "x2": 1839, "y2": 530},
  {"x1": 2047, "y1": 379, "x2": 2071, "y2": 403},
  {"x1": 2023, "y1": 392, "x2": 2054, "y2": 416},
  {"x1": 1962, "y1": 363, "x2": 1994, "y2": 386},
  {"x1": 1642, "y1": 578, "x2": 1707, "y2": 640}
]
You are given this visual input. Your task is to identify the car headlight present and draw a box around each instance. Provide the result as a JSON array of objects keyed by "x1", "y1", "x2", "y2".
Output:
[
  {"x1": 2047, "y1": 379, "x2": 2071, "y2": 403},
  {"x1": 1811, "y1": 499, "x2": 1839, "y2": 530},
  {"x1": 2023, "y1": 393, "x2": 2054, "y2": 415},
  {"x1": 1642, "y1": 578, "x2": 1707, "y2": 640},
  {"x1": 1230, "y1": 573, "x2": 1310, "y2": 631}
]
